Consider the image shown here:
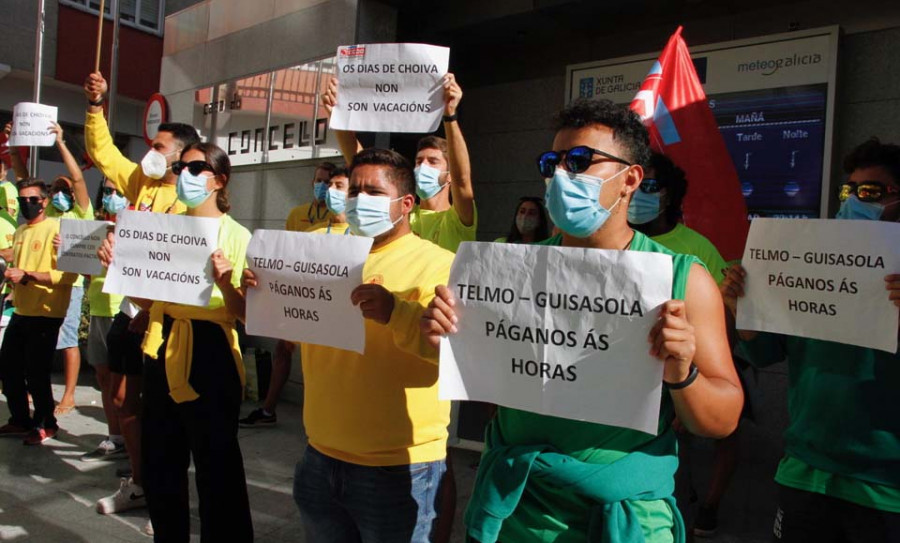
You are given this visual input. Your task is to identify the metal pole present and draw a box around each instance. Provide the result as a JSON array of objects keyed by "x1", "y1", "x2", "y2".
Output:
[
  {"x1": 262, "y1": 71, "x2": 277, "y2": 163},
  {"x1": 29, "y1": 0, "x2": 45, "y2": 177},
  {"x1": 107, "y1": 0, "x2": 121, "y2": 133}
]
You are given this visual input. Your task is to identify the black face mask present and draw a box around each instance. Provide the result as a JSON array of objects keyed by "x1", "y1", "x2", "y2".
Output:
[{"x1": 20, "y1": 200, "x2": 45, "y2": 221}]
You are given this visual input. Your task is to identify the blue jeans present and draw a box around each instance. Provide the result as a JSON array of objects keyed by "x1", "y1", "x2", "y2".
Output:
[{"x1": 293, "y1": 445, "x2": 446, "y2": 543}]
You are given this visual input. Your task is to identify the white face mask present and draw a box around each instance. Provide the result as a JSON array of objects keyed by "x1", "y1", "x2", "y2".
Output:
[{"x1": 141, "y1": 149, "x2": 175, "y2": 180}]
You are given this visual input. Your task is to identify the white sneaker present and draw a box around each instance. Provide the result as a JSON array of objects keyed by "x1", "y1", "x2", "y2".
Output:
[
  {"x1": 82, "y1": 439, "x2": 127, "y2": 462},
  {"x1": 142, "y1": 519, "x2": 154, "y2": 537},
  {"x1": 96, "y1": 477, "x2": 147, "y2": 514}
]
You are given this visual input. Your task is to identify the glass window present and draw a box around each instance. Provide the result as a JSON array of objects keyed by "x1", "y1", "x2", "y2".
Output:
[{"x1": 61, "y1": 0, "x2": 163, "y2": 35}]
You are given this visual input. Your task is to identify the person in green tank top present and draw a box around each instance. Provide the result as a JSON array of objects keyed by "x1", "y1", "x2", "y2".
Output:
[
  {"x1": 722, "y1": 138, "x2": 900, "y2": 543},
  {"x1": 422, "y1": 98, "x2": 744, "y2": 543}
]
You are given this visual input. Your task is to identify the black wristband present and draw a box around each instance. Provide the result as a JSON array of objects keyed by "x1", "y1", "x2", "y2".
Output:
[
  {"x1": 88, "y1": 97, "x2": 105, "y2": 107},
  {"x1": 442, "y1": 113, "x2": 458, "y2": 123},
  {"x1": 664, "y1": 363, "x2": 699, "y2": 390}
]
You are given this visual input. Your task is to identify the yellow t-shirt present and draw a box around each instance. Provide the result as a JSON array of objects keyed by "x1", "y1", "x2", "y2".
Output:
[
  {"x1": 0, "y1": 180, "x2": 18, "y2": 221},
  {"x1": 409, "y1": 203, "x2": 477, "y2": 253},
  {"x1": 305, "y1": 220, "x2": 350, "y2": 235},
  {"x1": 85, "y1": 111, "x2": 186, "y2": 215},
  {"x1": 300, "y1": 233, "x2": 454, "y2": 466},
  {"x1": 0, "y1": 216, "x2": 15, "y2": 250},
  {"x1": 208, "y1": 214, "x2": 252, "y2": 307},
  {"x1": 286, "y1": 201, "x2": 332, "y2": 232},
  {"x1": 46, "y1": 202, "x2": 94, "y2": 288},
  {"x1": 87, "y1": 270, "x2": 123, "y2": 318},
  {"x1": 10, "y1": 218, "x2": 79, "y2": 318}
]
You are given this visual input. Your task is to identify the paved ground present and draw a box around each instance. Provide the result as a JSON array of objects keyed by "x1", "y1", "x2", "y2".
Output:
[{"x1": 0, "y1": 362, "x2": 788, "y2": 542}]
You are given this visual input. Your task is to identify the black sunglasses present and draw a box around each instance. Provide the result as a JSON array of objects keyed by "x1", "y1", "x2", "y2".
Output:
[
  {"x1": 101, "y1": 187, "x2": 121, "y2": 197},
  {"x1": 18, "y1": 196, "x2": 45, "y2": 205},
  {"x1": 172, "y1": 160, "x2": 215, "y2": 176},
  {"x1": 639, "y1": 178, "x2": 664, "y2": 194},
  {"x1": 537, "y1": 146, "x2": 632, "y2": 178}
]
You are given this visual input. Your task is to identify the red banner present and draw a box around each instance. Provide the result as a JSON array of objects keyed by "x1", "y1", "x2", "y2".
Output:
[{"x1": 630, "y1": 26, "x2": 749, "y2": 261}]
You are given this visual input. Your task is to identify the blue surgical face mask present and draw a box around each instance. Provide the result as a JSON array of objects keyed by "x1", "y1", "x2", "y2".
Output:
[
  {"x1": 313, "y1": 181, "x2": 329, "y2": 203},
  {"x1": 176, "y1": 170, "x2": 214, "y2": 208},
  {"x1": 345, "y1": 193, "x2": 403, "y2": 238},
  {"x1": 52, "y1": 191, "x2": 73, "y2": 213},
  {"x1": 414, "y1": 164, "x2": 449, "y2": 200},
  {"x1": 545, "y1": 167, "x2": 628, "y2": 238},
  {"x1": 326, "y1": 187, "x2": 346, "y2": 215},
  {"x1": 102, "y1": 191, "x2": 128, "y2": 215},
  {"x1": 835, "y1": 195, "x2": 885, "y2": 221},
  {"x1": 627, "y1": 189, "x2": 663, "y2": 225}
]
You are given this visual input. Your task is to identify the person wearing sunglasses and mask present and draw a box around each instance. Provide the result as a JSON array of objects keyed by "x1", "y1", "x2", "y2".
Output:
[
  {"x1": 0, "y1": 178, "x2": 80, "y2": 445},
  {"x1": 285, "y1": 161, "x2": 338, "y2": 232},
  {"x1": 323, "y1": 73, "x2": 477, "y2": 254},
  {"x1": 422, "y1": 98, "x2": 743, "y2": 543},
  {"x1": 239, "y1": 167, "x2": 351, "y2": 429},
  {"x1": 84, "y1": 71, "x2": 199, "y2": 215},
  {"x1": 99, "y1": 143, "x2": 254, "y2": 541},
  {"x1": 719, "y1": 138, "x2": 900, "y2": 543},
  {"x1": 496, "y1": 197, "x2": 551, "y2": 244},
  {"x1": 241, "y1": 148, "x2": 455, "y2": 542}
]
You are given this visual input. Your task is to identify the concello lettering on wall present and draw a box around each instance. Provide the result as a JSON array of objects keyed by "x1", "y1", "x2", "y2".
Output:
[{"x1": 227, "y1": 118, "x2": 328, "y2": 156}]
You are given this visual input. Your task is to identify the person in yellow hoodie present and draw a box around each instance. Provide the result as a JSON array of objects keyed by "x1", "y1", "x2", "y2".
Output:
[
  {"x1": 99, "y1": 142, "x2": 253, "y2": 541},
  {"x1": 0, "y1": 178, "x2": 79, "y2": 445},
  {"x1": 242, "y1": 148, "x2": 455, "y2": 541}
]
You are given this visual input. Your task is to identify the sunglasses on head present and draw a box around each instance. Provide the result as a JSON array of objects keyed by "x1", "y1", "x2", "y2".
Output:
[
  {"x1": 838, "y1": 181, "x2": 899, "y2": 203},
  {"x1": 638, "y1": 178, "x2": 664, "y2": 194},
  {"x1": 537, "y1": 146, "x2": 632, "y2": 178},
  {"x1": 172, "y1": 160, "x2": 215, "y2": 176},
  {"x1": 18, "y1": 196, "x2": 45, "y2": 205}
]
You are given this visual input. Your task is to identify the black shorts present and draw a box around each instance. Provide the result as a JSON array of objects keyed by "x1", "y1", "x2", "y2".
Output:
[
  {"x1": 106, "y1": 311, "x2": 144, "y2": 376},
  {"x1": 773, "y1": 484, "x2": 900, "y2": 543}
]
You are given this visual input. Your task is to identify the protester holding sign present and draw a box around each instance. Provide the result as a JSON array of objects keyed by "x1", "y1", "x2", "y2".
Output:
[
  {"x1": 81, "y1": 178, "x2": 128, "y2": 467},
  {"x1": 722, "y1": 138, "x2": 900, "y2": 543},
  {"x1": 242, "y1": 148, "x2": 455, "y2": 541},
  {"x1": 285, "y1": 161, "x2": 337, "y2": 232},
  {"x1": 100, "y1": 142, "x2": 253, "y2": 541},
  {"x1": 240, "y1": 167, "x2": 351, "y2": 429},
  {"x1": 422, "y1": 99, "x2": 743, "y2": 542},
  {"x1": 324, "y1": 72, "x2": 477, "y2": 253},
  {"x1": 0, "y1": 178, "x2": 79, "y2": 446}
]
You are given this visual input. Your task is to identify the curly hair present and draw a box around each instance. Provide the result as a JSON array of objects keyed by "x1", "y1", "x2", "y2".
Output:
[
  {"x1": 553, "y1": 98, "x2": 651, "y2": 168},
  {"x1": 843, "y1": 138, "x2": 900, "y2": 183}
]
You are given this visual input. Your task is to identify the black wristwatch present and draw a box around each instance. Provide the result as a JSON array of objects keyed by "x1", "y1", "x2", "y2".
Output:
[
  {"x1": 442, "y1": 113, "x2": 458, "y2": 123},
  {"x1": 88, "y1": 96, "x2": 105, "y2": 107},
  {"x1": 664, "y1": 363, "x2": 699, "y2": 390}
]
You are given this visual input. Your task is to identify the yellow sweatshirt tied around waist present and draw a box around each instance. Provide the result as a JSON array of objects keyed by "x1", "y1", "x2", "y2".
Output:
[{"x1": 141, "y1": 302, "x2": 245, "y2": 404}]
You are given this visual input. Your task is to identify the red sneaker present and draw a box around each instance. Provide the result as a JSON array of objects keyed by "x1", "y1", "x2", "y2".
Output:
[
  {"x1": 0, "y1": 424, "x2": 29, "y2": 437},
  {"x1": 23, "y1": 427, "x2": 58, "y2": 446}
]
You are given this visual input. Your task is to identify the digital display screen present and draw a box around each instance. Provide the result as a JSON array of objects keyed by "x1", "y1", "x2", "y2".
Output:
[{"x1": 710, "y1": 84, "x2": 828, "y2": 218}]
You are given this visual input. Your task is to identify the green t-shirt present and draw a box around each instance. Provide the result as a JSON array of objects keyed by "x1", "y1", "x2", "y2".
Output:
[
  {"x1": 651, "y1": 223, "x2": 727, "y2": 285},
  {"x1": 45, "y1": 202, "x2": 94, "y2": 288},
  {"x1": 738, "y1": 333, "x2": 900, "y2": 512},
  {"x1": 492, "y1": 231, "x2": 701, "y2": 543},
  {"x1": 0, "y1": 180, "x2": 18, "y2": 222},
  {"x1": 87, "y1": 271, "x2": 123, "y2": 318},
  {"x1": 409, "y1": 203, "x2": 477, "y2": 253}
]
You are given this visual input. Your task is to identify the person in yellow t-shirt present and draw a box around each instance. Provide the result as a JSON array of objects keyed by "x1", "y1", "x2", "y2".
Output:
[
  {"x1": 285, "y1": 161, "x2": 337, "y2": 232},
  {"x1": 98, "y1": 143, "x2": 253, "y2": 540},
  {"x1": 84, "y1": 71, "x2": 199, "y2": 215},
  {"x1": 242, "y1": 148, "x2": 455, "y2": 541},
  {"x1": 323, "y1": 73, "x2": 477, "y2": 253},
  {"x1": 239, "y1": 167, "x2": 350, "y2": 428},
  {"x1": 0, "y1": 178, "x2": 79, "y2": 446}
]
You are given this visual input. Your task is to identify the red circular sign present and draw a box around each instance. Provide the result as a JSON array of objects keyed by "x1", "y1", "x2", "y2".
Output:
[{"x1": 143, "y1": 93, "x2": 168, "y2": 146}]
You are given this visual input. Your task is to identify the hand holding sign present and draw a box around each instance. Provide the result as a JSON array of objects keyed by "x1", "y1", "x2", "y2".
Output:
[
  {"x1": 888, "y1": 274, "x2": 900, "y2": 310},
  {"x1": 650, "y1": 301, "x2": 696, "y2": 383},
  {"x1": 351, "y1": 284, "x2": 394, "y2": 325},
  {"x1": 211, "y1": 249, "x2": 233, "y2": 288},
  {"x1": 421, "y1": 284, "x2": 458, "y2": 349},
  {"x1": 443, "y1": 73, "x2": 462, "y2": 116},
  {"x1": 8, "y1": 103, "x2": 58, "y2": 147}
]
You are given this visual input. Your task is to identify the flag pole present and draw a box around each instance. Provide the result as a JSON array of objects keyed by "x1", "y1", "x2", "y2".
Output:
[
  {"x1": 29, "y1": 0, "x2": 45, "y2": 178},
  {"x1": 94, "y1": 0, "x2": 106, "y2": 73}
]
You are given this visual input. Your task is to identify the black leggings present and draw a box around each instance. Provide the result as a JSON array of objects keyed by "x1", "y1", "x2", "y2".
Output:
[{"x1": 141, "y1": 318, "x2": 253, "y2": 543}]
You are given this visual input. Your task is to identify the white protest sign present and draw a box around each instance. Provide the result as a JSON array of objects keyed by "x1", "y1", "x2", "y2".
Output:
[
  {"x1": 103, "y1": 210, "x2": 219, "y2": 306},
  {"x1": 331, "y1": 43, "x2": 450, "y2": 133},
  {"x1": 57, "y1": 219, "x2": 113, "y2": 276},
  {"x1": 737, "y1": 218, "x2": 900, "y2": 353},
  {"x1": 8, "y1": 103, "x2": 58, "y2": 147},
  {"x1": 245, "y1": 230, "x2": 373, "y2": 353},
  {"x1": 440, "y1": 242, "x2": 673, "y2": 435}
]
